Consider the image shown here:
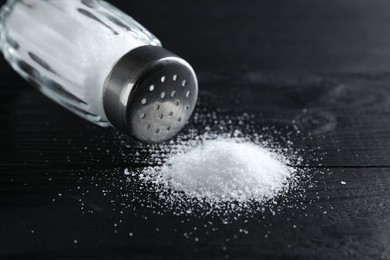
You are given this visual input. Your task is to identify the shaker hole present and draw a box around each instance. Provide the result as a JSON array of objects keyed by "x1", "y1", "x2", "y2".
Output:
[
  {"x1": 154, "y1": 104, "x2": 160, "y2": 110},
  {"x1": 175, "y1": 100, "x2": 180, "y2": 106},
  {"x1": 171, "y1": 91, "x2": 176, "y2": 98},
  {"x1": 161, "y1": 76, "x2": 166, "y2": 83},
  {"x1": 169, "y1": 112, "x2": 173, "y2": 117},
  {"x1": 173, "y1": 75, "x2": 178, "y2": 81},
  {"x1": 161, "y1": 92, "x2": 166, "y2": 99},
  {"x1": 155, "y1": 129, "x2": 160, "y2": 134},
  {"x1": 140, "y1": 113, "x2": 146, "y2": 119},
  {"x1": 186, "y1": 91, "x2": 191, "y2": 98},
  {"x1": 185, "y1": 104, "x2": 190, "y2": 110},
  {"x1": 146, "y1": 124, "x2": 151, "y2": 129},
  {"x1": 167, "y1": 126, "x2": 171, "y2": 131},
  {"x1": 149, "y1": 85, "x2": 155, "y2": 92},
  {"x1": 141, "y1": 98, "x2": 147, "y2": 105},
  {"x1": 178, "y1": 117, "x2": 182, "y2": 122},
  {"x1": 159, "y1": 114, "x2": 164, "y2": 119},
  {"x1": 182, "y1": 80, "x2": 187, "y2": 87}
]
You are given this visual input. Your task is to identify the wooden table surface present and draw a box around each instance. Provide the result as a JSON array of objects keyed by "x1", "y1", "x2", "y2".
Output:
[{"x1": 1, "y1": 0, "x2": 390, "y2": 259}]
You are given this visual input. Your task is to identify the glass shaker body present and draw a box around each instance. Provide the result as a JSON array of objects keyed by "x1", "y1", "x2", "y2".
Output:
[{"x1": 0, "y1": 0, "x2": 162, "y2": 126}]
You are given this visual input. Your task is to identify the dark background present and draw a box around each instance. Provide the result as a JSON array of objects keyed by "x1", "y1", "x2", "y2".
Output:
[{"x1": 2, "y1": 0, "x2": 390, "y2": 259}]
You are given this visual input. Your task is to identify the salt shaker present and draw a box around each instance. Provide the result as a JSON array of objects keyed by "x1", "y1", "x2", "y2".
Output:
[{"x1": 0, "y1": 0, "x2": 198, "y2": 143}]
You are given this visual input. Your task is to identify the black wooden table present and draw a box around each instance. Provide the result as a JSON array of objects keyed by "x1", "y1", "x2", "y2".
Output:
[{"x1": 1, "y1": 0, "x2": 390, "y2": 259}]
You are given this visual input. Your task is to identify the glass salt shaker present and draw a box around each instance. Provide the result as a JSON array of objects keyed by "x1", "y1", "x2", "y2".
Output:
[{"x1": 0, "y1": 0, "x2": 198, "y2": 143}]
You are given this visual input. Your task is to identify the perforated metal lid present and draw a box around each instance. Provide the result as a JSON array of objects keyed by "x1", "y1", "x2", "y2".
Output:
[{"x1": 103, "y1": 45, "x2": 198, "y2": 143}]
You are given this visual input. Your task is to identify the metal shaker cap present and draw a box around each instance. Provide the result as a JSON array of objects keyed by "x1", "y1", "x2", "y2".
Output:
[{"x1": 103, "y1": 45, "x2": 198, "y2": 143}]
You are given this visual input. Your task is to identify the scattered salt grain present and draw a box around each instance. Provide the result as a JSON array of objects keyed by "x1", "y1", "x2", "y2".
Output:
[
  {"x1": 340, "y1": 181, "x2": 346, "y2": 185},
  {"x1": 77, "y1": 111, "x2": 315, "y2": 223}
]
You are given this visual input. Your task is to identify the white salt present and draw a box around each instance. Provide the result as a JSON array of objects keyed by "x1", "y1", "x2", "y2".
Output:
[
  {"x1": 3, "y1": 0, "x2": 161, "y2": 122},
  {"x1": 141, "y1": 138, "x2": 296, "y2": 205}
]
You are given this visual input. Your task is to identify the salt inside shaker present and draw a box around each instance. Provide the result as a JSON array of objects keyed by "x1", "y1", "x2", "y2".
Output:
[{"x1": 0, "y1": 0, "x2": 198, "y2": 143}]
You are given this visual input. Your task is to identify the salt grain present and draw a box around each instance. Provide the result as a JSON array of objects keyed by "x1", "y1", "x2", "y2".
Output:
[{"x1": 76, "y1": 111, "x2": 315, "y2": 223}]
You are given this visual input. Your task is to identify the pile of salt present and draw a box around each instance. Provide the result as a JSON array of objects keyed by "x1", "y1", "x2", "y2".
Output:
[{"x1": 140, "y1": 138, "x2": 296, "y2": 205}]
